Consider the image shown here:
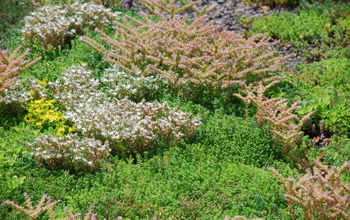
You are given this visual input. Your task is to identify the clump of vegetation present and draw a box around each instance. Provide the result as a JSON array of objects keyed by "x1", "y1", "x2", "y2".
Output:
[
  {"x1": 3, "y1": 0, "x2": 350, "y2": 219},
  {"x1": 294, "y1": 57, "x2": 350, "y2": 137},
  {"x1": 269, "y1": 160, "x2": 350, "y2": 220},
  {"x1": 21, "y1": 2, "x2": 121, "y2": 50},
  {"x1": 297, "y1": 58, "x2": 350, "y2": 94},
  {"x1": 251, "y1": 10, "x2": 332, "y2": 48},
  {"x1": 0, "y1": 46, "x2": 41, "y2": 103},
  {"x1": 300, "y1": 0, "x2": 350, "y2": 19},
  {"x1": 24, "y1": 98, "x2": 76, "y2": 136},
  {"x1": 234, "y1": 76, "x2": 316, "y2": 154},
  {"x1": 100, "y1": 66, "x2": 164, "y2": 102},
  {"x1": 81, "y1": 12, "x2": 291, "y2": 100},
  {"x1": 0, "y1": 77, "x2": 46, "y2": 116},
  {"x1": 48, "y1": 65, "x2": 201, "y2": 156},
  {"x1": 26, "y1": 134, "x2": 110, "y2": 173}
]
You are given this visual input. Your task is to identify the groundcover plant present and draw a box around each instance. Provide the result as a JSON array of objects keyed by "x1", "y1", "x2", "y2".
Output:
[{"x1": 1, "y1": 0, "x2": 350, "y2": 219}]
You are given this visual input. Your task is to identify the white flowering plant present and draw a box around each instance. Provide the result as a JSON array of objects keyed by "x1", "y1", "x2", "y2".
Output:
[
  {"x1": 0, "y1": 77, "x2": 47, "y2": 115},
  {"x1": 20, "y1": 2, "x2": 121, "y2": 50},
  {"x1": 100, "y1": 66, "x2": 165, "y2": 102},
  {"x1": 48, "y1": 65, "x2": 202, "y2": 156},
  {"x1": 26, "y1": 133, "x2": 111, "y2": 173}
]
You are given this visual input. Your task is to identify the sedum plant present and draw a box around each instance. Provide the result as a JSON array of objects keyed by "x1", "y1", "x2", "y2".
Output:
[
  {"x1": 251, "y1": 10, "x2": 332, "y2": 48},
  {"x1": 296, "y1": 58, "x2": 350, "y2": 95},
  {"x1": 268, "y1": 160, "x2": 350, "y2": 220},
  {"x1": 300, "y1": 0, "x2": 350, "y2": 20},
  {"x1": 0, "y1": 77, "x2": 46, "y2": 115},
  {"x1": 0, "y1": 46, "x2": 41, "y2": 103},
  {"x1": 48, "y1": 65, "x2": 201, "y2": 156},
  {"x1": 21, "y1": 2, "x2": 121, "y2": 50},
  {"x1": 24, "y1": 98, "x2": 76, "y2": 136},
  {"x1": 81, "y1": 13, "x2": 290, "y2": 98},
  {"x1": 2, "y1": 193, "x2": 101, "y2": 220},
  {"x1": 100, "y1": 66, "x2": 164, "y2": 102},
  {"x1": 26, "y1": 134, "x2": 110, "y2": 173}
]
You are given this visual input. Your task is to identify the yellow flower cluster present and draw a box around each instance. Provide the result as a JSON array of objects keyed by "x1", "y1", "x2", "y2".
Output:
[{"x1": 24, "y1": 81, "x2": 75, "y2": 136}]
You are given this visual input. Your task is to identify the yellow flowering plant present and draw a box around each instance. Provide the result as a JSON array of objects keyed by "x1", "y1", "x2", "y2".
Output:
[
  {"x1": 24, "y1": 98, "x2": 75, "y2": 136},
  {"x1": 24, "y1": 80, "x2": 75, "y2": 136}
]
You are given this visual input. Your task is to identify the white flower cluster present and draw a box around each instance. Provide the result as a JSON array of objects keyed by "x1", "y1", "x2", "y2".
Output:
[
  {"x1": 100, "y1": 66, "x2": 164, "y2": 101},
  {"x1": 21, "y1": 2, "x2": 120, "y2": 49},
  {"x1": 0, "y1": 78, "x2": 46, "y2": 114},
  {"x1": 48, "y1": 65, "x2": 201, "y2": 156},
  {"x1": 26, "y1": 133, "x2": 110, "y2": 173}
]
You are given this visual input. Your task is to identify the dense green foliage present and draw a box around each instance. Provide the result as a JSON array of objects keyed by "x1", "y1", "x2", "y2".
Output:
[
  {"x1": 1, "y1": 0, "x2": 350, "y2": 219},
  {"x1": 251, "y1": 10, "x2": 332, "y2": 48}
]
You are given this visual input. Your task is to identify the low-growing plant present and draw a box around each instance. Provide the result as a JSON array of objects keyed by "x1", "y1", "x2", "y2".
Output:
[
  {"x1": 327, "y1": 16, "x2": 350, "y2": 52},
  {"x1": 294, "y1": 60, "x2": 350, "y2": 137},
  {"x1": 322, "y1": 135, "x2": 350, "y2": 167},
  {"x1": 234, "y1": 76, "x2": 316, "y2": 154},
  {"x1": 0, "y1": 123, "x2": 41, "y2": 193},
  {"x1": 300, "y1": 0, "x2": 350, "y2": 20},
  {"x1": 297, "y1": 96, "x2": 350, "y2": 137},
  {"x1": 195, "y1": 110, "x2": 285, "y2": 168},
  {"x1": 251, "y1": 10, "x2": 332, "y2": 48},
  {"x1": 100, "y1": 66, "x2": 164, "y2": 102},
  {"x1": 268, "y1": 160, "x2": 350, "y2": 220},
  {"x1": 1, "y1": 192, "x2": 265, "y2": 220},
  {"x1": 2, "y1": 193, "x2": 100, "y2": 220},
  {"x1": 0, "y1": 77, "x2": 46, "y2": 115},
  {"x1": 81, "y1": 12, "x2": 290, "y2": 100},
  {"x1": 21, "y1": 2, "x2": 121, "y2": 50},
  {"x1": 24, "y1": 97, "x2": 76, "y2": 136},
  {"x1": 48, "y1": 65, "x2": 201, "y2": 156},
  {"x1": 98, "y1": 148, "x2": 289, "y2": 219},
  {"x1": 296, "y1": 58, "x2": 350, "y2": 96},
  {"x1": 0, "y1": 46, "x2": 41, "y2": 103},
  {"x1": 0, "y1": 151, "x2": 26, "y2": 193},
  {"x1": 26, "y1": 133, "x2": 110, "y2": 173}
]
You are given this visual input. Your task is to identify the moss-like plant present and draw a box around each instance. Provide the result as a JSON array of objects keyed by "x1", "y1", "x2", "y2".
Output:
[{"x1": 251, "y1": 10, "x2": 332, "y2": 48}]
